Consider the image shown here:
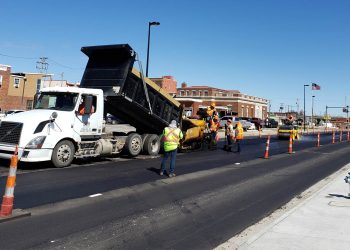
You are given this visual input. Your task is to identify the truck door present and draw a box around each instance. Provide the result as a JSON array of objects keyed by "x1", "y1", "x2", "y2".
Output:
[{"x1": 74, "y1": 94, "x2": 99, "y2": 137}]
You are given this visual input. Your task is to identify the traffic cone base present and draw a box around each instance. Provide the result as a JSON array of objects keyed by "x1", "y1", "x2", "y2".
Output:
[
  {"x1": 0, "y1": 196, "x2": 14, "y2": 217},
  {"x1": 0, "y1": 146, "x2": 18, "y2": 218}
]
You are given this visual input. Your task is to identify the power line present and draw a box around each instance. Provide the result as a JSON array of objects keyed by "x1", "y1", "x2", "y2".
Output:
[
  {"x1": 0, "y1": 52, "x2": 36, "y2": 60},
  {"x1": 48, "y1": 58, "x2": 83, "y2": 70},
  {"x1": 0, "y1": 52, "x2": 83, "y2": 70}
]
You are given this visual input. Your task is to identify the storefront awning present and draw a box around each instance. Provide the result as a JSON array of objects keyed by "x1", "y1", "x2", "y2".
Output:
[
  {"x1": 199, "y1": 105, "x2": 229, "y2": 110},
  {"x1": 175, "y1": 98, "x2": 203, "y2": 103}
]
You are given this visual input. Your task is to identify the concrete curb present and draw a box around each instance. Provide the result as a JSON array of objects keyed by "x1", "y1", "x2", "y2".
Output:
[{"x1": 0, "y1": 209, "x2": 31, "y2": 223}]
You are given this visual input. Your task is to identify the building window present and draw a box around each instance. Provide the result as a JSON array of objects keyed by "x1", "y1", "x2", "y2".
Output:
[
  {"x1": 204, "y1": 91, "x2": 208, "y2": 96},
  {"x1": 26, "y1": 100, "x2": 33, "y2": 110},
  {"x1": 36, "y1": 79, "x2": 41, "y2": 93},
  {"x1": 192, "y1": 90, "x2": 196, "y2": 96},
  {"x1": 0, "y1": 75, "x2": 2, "y2": 88},
  {"x1": 180, "y1": 91, "x2": 184, "y2": 96},
  {"x1": 14, "y1": 78, "x2": 20, "y2": 88},
  {"x1": 186, "y1": 91, "x2": 189, "y2": 96},
  {"x1": 198, "y1": 91, "x2": 202, "y2": 96}
]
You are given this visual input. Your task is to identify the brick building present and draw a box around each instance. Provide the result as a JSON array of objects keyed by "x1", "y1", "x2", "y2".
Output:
[
  {"x1": 176, "y1": 83, "x2": 268, "y2": 119},
  {"x1": 150, "y1": 76, "x2": 177, "y2": 96},
  {"x1": 0, "y1": 64, "x2": 46, "y2": 111}
]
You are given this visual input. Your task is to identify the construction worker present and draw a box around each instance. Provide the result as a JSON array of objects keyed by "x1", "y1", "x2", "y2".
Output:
[
  {"x1": 160, "y1": 120, "x2": 183, "y2": 178},
  {"x1": 235, "y1": 121, "x2": 244, "y2": 153},
  {"x1": 78, "y1": 95, "x2": 95, "y2": 115},
  {"x1": 225, "y1": 119, "x2": 235, "y2": 151},
  {"x1": 209, "y1": 115, "x2": 220, "y2": 149}
]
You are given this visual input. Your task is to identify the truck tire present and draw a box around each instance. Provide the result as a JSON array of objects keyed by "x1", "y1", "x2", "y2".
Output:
[
  {"x1": 143, "y1": 134, "x2": 160, "y2": 156},
  {"x1": 125, "y1": 133, "x2": 142, "y2": 157},
  {"x1": 52, "y1": 140, "x2": 75, "y2": 168}
]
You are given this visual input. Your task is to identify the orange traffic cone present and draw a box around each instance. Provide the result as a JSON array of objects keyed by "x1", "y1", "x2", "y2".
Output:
[
  {"x1": 317, "y1": 132, "x2": 320, "y2": 147},
  {"x1": 264, "y1": 135, "x2": 270, "y2": 159},
  {"x1": 332, "y1": 129, "x2": 335, "y2": 144},
  {"x1": 0, "y1": 146, "x2": 18, "y2": 217},
  {"x1": 288, "y1": 133, "x2": 293, "y2": 154}
]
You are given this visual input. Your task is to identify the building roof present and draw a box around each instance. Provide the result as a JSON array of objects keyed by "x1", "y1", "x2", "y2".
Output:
[{"x1": 178, "y1": 85, "x2": 240, "y2": 93}]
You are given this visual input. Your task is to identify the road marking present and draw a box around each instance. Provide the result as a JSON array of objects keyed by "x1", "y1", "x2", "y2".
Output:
[
  {"x1": 89, "y1": 193, "x2": 102, "y2": 198},
  {"x1": 235, "y1": 163, "x2": 241, "y2": 165}
]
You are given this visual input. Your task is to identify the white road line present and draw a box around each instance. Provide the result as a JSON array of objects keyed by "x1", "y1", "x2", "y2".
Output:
[{"x1": 89, "y1": 193, "x2": 102, "y2": 198}]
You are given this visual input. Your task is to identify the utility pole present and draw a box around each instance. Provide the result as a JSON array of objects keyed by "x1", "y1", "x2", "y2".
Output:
[
  {"x1": 296, "y1": 98, "x2": 300, "y2": 113},
  {"x1": 36, "y1": 57, "x2": 49, "y2": 74}
]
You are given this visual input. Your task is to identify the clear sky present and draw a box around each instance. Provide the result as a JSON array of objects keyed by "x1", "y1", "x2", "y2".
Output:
[{"x1": 1, "y1": 0, "x2": 349, "y2": 117}]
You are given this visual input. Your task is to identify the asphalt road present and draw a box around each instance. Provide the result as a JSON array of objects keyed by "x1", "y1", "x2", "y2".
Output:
[{"x1": 0, "y1": 133, "x2": 349, "y2": 249}]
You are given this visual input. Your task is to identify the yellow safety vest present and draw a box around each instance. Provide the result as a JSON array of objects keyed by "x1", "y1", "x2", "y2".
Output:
[
  {"x1": 162, "y1": 127, "x2": 183, "y2": 152},
  {"x1": 236, "y1": 126, "x2": 244, "y2": 140}
]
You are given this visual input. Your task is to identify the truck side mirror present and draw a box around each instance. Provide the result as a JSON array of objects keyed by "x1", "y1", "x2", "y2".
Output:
[{"x1": 84, "y1": 95, "x2": 94, "y2": 114}]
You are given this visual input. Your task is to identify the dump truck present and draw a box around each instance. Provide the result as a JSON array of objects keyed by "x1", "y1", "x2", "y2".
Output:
[{"x1": 0, "y1": 44, "x2": 183, "y2": 167}]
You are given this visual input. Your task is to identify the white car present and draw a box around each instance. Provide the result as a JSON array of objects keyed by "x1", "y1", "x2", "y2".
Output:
[
  {"x1": 219, "y1": 116, "x2": 255, "y2": 131},
  {"x1": 219, "y1": 116, "x2": 236, "y2": 128},
  {"x1": 246, "y1": 121, "x2": 256, "y2": 130}
]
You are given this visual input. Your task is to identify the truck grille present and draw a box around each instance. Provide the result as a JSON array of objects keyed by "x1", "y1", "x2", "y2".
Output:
[{"x1": 0, "y1": 121, "x2": 23, "y2": 145}]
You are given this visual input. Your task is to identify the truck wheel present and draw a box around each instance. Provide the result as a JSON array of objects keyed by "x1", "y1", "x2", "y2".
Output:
[
  {"x1": 126, "y1": 133, "x2": 142, "y2": 157},
  {"x1": 143, "y1": 134, "x2": 160, "y2": 156},
  {"x1": 52, "y1": 140, "x2": 75, "y2": 168}
]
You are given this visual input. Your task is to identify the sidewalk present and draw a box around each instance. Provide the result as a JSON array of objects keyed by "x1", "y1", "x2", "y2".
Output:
[{"x1": 216, "y1": 164, "x2": 350, "y2": 250}]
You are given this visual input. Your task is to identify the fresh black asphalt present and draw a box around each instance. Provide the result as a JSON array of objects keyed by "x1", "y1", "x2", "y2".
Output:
[{"x1": 0, "y1": 133, "x2": 349, "y2": 249}]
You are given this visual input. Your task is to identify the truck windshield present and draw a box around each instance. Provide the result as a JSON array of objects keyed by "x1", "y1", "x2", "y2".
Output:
[{"x1": 34, "y1": 92, "x2": 79, "y2": 111}]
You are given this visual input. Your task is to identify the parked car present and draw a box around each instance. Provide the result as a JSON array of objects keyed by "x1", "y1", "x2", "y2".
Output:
[
  {"x1": 237, "y1": 117, "x2": 256, "y2": 131},
  {"x1": 219, "y1": 116, "x2": 236, "y2": 128},
  {"x1": 250, "y1": 117, "x2": 265, "y2": 130},
  {"x1": 106, "y1": 113, "x2": 119, "y2": 124},
  {"x1": 277, "y1": 125, "x2": 300, "y2": 140},
  {"x1": 265, "y1": 118, "x2": 278, "y2": 128}
]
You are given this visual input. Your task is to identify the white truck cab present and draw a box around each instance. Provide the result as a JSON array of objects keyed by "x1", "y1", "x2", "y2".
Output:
[{"x1": 0, "y1": 87, "x2": 105, "y2": 167}]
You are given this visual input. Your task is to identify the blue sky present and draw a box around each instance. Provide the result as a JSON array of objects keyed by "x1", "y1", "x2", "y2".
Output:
[{"x1": 1, "y1": 0, "x2": 349, "y2": 116}]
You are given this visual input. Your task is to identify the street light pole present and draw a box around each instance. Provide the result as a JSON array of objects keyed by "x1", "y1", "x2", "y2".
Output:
[
  {"x1": 312, "y1": 95, "x2": 315, "y2": 129},
  {"x1": 303, "y1": 84, "x2": 309, "y2": 131},
  {"x1": 146, "y1": 21, "x2": 160, "y2": 77}
]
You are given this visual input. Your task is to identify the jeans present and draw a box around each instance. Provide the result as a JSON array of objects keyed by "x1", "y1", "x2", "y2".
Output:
[
  {"x1": 161, "y1": 149, "x2": 177, "y2": 174},
  {"x1": 226, "y1": 135, "x2": 233, "y2": 151},
  {"x1": 211, "y1": 131, "x2": 217, "y2": 146},
  {"x1": 236, "y1": 139, "x2": 241, "y2": 152}
]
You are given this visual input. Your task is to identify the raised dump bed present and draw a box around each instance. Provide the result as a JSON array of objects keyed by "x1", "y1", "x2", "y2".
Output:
[{"x1": 80, "y1": 44, "x2": 182, "y2": 135}]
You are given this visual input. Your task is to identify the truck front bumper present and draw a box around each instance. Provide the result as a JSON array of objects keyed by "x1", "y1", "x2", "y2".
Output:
[{"x1": 0, "y1": 145, "x2": 52, "y2": 162}]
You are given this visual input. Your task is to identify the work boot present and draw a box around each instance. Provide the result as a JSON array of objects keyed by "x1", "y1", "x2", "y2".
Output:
[{"x1": 159, "y1": 170, "x2": 164, "y2": 176}]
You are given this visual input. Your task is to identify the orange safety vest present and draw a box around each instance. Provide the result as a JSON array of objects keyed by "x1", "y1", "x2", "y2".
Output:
[{"x1": 210, "y1": 119, "x2": 220, "y2": 131}]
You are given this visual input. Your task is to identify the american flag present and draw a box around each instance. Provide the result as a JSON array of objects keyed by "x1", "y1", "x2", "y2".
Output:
[{"x1": 312, "y1": 83, "x2": 321, "y2": 90}]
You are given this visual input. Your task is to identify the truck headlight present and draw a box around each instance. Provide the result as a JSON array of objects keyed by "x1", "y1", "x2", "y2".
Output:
[{"x1": 25, "y1": 136, "x2": 46, "y2": 149}]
